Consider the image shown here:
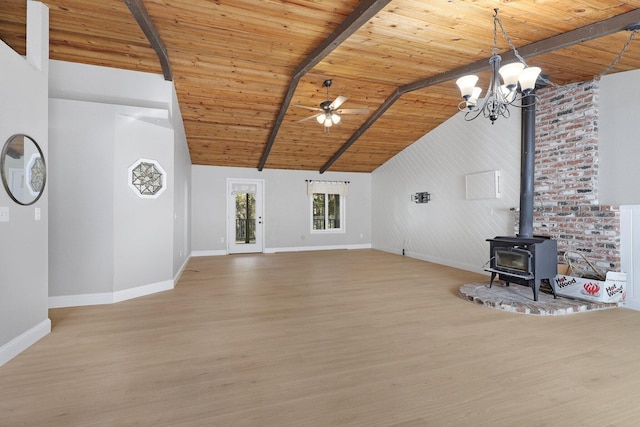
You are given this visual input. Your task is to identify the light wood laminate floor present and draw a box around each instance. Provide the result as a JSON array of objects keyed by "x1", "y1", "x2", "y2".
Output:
[{"x1": 2, "y1": 250, "x2": 640, "y2": 426}]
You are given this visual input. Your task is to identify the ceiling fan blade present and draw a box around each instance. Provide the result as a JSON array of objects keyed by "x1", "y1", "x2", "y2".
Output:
[
  {"x1": 293, "y1": 104, "x2": 323, "y2": 112},
  {"x1": 336, "y1": 108, "x2": 370, "y2": 115},
  {"x1": 298, "y1": 112, "x2": 323, "y2": 123},
  {"x1": 329, "y1": 95, "x2": 347, "y2": 110}
]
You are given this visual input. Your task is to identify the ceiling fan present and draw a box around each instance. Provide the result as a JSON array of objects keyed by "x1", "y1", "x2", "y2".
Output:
[{"x1": 294, "y1": 80, "x2": 369, "y2": 131}]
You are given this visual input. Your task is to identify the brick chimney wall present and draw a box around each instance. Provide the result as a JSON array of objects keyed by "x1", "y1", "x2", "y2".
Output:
[{"x1": 524, "y1": 79, "x2": 620, "y2": 273}]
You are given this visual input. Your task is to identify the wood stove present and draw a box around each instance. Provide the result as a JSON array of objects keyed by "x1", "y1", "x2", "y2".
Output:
[
  {"x1": 483, "y1": 88, "x2": 558, "y2": 301},
  {"x1": 486, "y1": 236, "x2": 557, "y2": 301}
]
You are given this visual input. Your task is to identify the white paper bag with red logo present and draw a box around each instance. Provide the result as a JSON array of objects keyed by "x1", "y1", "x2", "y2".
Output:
[{"x1": 554, "y1": 271, "x2": 626, "y2": 303}]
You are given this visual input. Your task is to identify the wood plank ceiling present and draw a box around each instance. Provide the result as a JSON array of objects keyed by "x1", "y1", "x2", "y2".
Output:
[{"x1": 2, "y1": 0, "x2": 640, "y2": 173}]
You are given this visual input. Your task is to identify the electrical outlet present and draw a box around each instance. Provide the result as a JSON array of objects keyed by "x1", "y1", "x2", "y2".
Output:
[
  {"x1": 35, "y1": 207, "x2": 41, "y2": 221},
  {"x1": 220, "y1": 237, "x2": 225, "y2": 243},
  {"x1": 0, "y1": 207, "x2": 8, "y2": 222}
]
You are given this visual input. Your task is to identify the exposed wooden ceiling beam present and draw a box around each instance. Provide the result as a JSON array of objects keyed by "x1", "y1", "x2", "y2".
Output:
[
  {"x1": 124, "y1": 0, "x2": 172, "y2": 81},
  {"x1": 320, "y1": 8, "x2": 640, "y2": 173},
  {"x1": 257, "y1": 0, "x2": 392, "y2": 171}
]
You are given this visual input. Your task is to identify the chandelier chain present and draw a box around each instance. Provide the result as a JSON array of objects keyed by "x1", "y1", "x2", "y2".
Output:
[
  {"x1": 600, "y1": 29, "x2": 638, "y2": 77},
  {"x1": 494, "y1": 11, "x2": 528, "y2": 67},
  {"x1": 495, "y1": 9, "x2": 560, "y2": 88},
  {"x1": 492, "y1": 10, "x2": 498, "y2": 56}
]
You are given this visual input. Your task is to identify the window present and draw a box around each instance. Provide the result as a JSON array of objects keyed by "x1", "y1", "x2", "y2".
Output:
[
  {"x1": 235, "y1": 192, "x2": 256, "y2": 243},
  {"x1": 312, "y1": 193, "x2": 343, "y2": 231},
  {"x1": 307, "y1": 180, "x2": 348, "y2": 233}
]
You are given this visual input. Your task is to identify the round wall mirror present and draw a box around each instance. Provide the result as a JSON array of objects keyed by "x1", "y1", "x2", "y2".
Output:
[{"x1": 0, "y1": 134, "x2": 46, "y2": 206}]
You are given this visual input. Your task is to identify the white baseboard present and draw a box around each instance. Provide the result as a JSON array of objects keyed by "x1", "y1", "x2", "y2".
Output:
[
  {"x1": 265, "y1": 243, "x2": 372, "y2": 254},
  {"x1": 407, "y1": 251, "x2": 486, "y2": 275},
  {"x1": 373, "y1": 246, "x2": 488, "y2": 276},
  {"x1": 113, "y1": 280, "x2": 173, "y2": 303},
  {"x1": 0, "y1": 318, "x2": 51, "y2": 367},
  {"x1": 173, "y1": 255, "x2": 191, "y2": 284},
  {"x1": 191, "y1": 250, "x2": 227, "y2": 257},
  {"x1": 622, "y1": 299, "x2": 640, "y2": 311},
  {"x1": 49, "y1": 280, "x2": 174, "y2": 308},
  {"x1": 192, "y1": 245, "x2": 371, "y2": 256},
  {"x1": 49, "y1": 292, "x2": 113, "y2": 308},
  {"x1": 372, "y1": 245, "x2": 403, "y2": 256}
]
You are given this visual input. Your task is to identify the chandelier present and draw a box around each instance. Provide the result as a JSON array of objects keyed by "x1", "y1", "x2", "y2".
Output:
[{"x1": 455, "y1": 9, "x2": 541, "y2": 124}]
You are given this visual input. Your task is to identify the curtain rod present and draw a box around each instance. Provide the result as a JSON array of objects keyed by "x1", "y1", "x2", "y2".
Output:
[{"x1": 306, "y1": 179, "x2": 350, "y2": 184}]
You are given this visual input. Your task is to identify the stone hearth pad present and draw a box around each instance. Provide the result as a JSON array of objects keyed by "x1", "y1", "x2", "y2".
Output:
[{"x1": 459, "y1": 282, "x2": 621, "y2": 315}]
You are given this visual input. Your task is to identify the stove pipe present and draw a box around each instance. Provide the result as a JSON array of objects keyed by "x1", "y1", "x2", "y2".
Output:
[{"x1": 519, "y1": 92, "x2": 536, "y2": 238}]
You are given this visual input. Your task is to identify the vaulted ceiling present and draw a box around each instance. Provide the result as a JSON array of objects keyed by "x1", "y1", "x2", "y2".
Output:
[{"x1": 2, "y1": 0, "x2": 640, "y2": 173}]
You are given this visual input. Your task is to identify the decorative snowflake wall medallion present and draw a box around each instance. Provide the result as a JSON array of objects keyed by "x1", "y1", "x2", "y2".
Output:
[
  {"x1": 127, "y1": 158, "x2": 166, "y2": 199},
  {"x1": 27, "y1": 154, "x2": 46, "y2": 195}
]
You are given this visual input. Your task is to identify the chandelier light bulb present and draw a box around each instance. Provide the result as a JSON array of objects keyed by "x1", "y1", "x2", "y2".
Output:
[
  {"x1": 456, "y1": 75, "x2": 479, "y2": 99},
  {"x1": 324, "y1": 116, "x2": 333, "y2": 127},
  {"x1": 499, "y1": 84, "x2": 516, "y2": 103},
  {"x1": 519, "y1": 67, "x2": 542, "y2": 92},
  {"x1": 467, "y1": 87, "x2": 483, "y2": 107},
  {"x1": 499, "y1": 62, "x2": 525, "y2": 89},
  {"x1": 316, "y1": 114, "x2": 325, "y2": 124},
  {"x1": 331, "y1": 113, "x2": 341, "y2": 124}
]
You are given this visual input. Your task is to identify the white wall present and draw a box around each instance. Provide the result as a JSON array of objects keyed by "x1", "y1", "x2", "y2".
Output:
[
  {"x1": 191, "y1": 166, "x2": 371, "y2": 254},
  {"x1": 48, "y1": 99, "x2": 115, "y2": 296},
  {"x1": 599, "y1": 69, "x2": 640, "y2": 205},
  {"x1": 0, "y1": 2, "x2": 50, "y2": 367},
  {"x1": 602, "y1": 69, "x2": 640, "y2": 310},
  {"x1": 372, "y1": 110, "x2": 521, "y2": 274},
  {"x1": 113, "y1": 114, "x2": 174, "y2": 292},
  {"x1": 620, "y1": 205, "x2": 640, "y2": 309},
  {"x1": 171, "y1": 88, "x2": 192, "y2": 275},
  {"x1": 48, "y1": 61, "x2": 190, "y2": 306}
]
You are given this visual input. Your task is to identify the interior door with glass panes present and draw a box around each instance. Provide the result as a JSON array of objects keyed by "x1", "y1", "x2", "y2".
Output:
[{"x1": 227, "y1": 179, "x2": 264, "y2": 254}]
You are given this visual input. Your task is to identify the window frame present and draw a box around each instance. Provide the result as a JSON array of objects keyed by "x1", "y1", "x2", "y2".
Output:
[{"x1": 310, "y1": 191, "x2": 346, "y2": 234}]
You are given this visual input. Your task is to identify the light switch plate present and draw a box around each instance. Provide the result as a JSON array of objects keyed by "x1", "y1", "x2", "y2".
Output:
[{"x1": 0, "y1": 207, "x2": 9, "y2": 222}]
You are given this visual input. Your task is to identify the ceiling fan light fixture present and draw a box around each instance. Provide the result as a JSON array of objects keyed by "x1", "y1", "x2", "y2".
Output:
[{"x1": 295, "y1": 79, "x2": 368, "y2": 130}]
